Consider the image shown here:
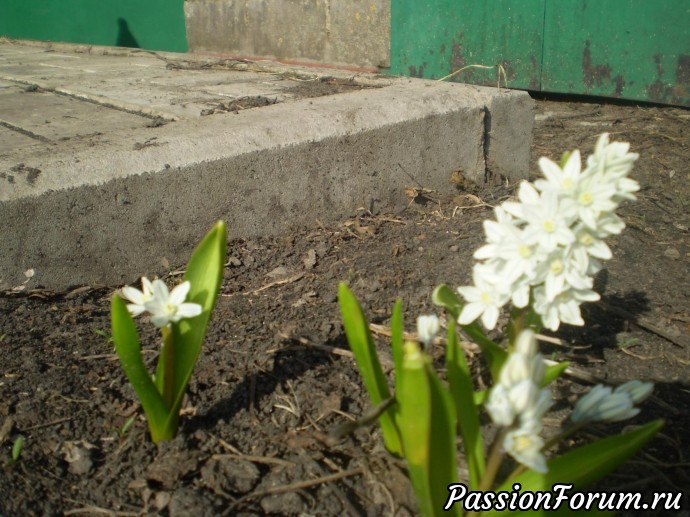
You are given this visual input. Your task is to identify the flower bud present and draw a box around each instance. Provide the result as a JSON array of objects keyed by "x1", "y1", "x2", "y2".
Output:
[
  {"x1": 416, "y1": 314, "x2": 440, "y2": 351},
  {"x1": 571, "y1": 382, "x2": 647, "y2": 424},
  {"x1": 614, "y1": 380, "x2": 653, "y2": 404}
]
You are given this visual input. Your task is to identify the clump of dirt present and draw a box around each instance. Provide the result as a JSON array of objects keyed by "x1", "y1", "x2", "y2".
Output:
[{"x1": 1, "y1": 97, "x2": 688, "y2": 516}]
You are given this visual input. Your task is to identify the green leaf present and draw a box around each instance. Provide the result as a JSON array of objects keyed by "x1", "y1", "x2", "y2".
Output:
[
  {"x1": 390, "y1": 298, "x2": 404, "y2": 383},
  {"x1": 11, "y1": 435, "x2": 24, "y2": 463},
  {"x1": 390, "y1": 298, "x2": 405, "y2": 432},
  {"x1": 543, "y1": 361, "x2": 569, "y2": 386},
  {"x1": 167, "y1": 221, "x2": 227, "y2": 431},
  {"x1": 111, "y1": 295, "x2": 169, "y2": 442},
  {"x1": 445, "y1": 319, "x2": 484, "y2": 489},
  {"x1": 338, "y1": 283, "x2": 403, "y2": 456},
  {"x1": 463, "y1": 324, "x2": 507, "y2": 381},
  {"x1": 432, "y1": 284, "x2": 506, "y2": 380},
  {"x1": 484, "y1": 420, "x2": 664, "y2": 516},
  {"x1": 431, "y1": 284, "x2": 462, "y2": 321},
  {"x1": 398, "y1": 343, "x2": 461, "y2": 517},
  {"x1": 473, "y1": 389, "x2": 487, "y2": 406}
]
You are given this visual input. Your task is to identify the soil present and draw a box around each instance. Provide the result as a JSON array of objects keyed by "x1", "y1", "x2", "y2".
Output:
[{"x1": 1, "y1": 96, "x2": 689, "y2": 517}]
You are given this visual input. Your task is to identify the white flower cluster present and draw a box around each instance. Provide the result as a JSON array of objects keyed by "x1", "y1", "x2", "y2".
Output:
[
  {"x1": 571, "y1": 380, "x2": 653, "y2": 424},
  {"x1": 458, "y1": 133, "x2": 639, "y2": 331},
  {"x1": 485, "y1": 330, "x2": 552, "y2": 473},
  {"x1": 122, "y1": 277, "x2": 202, "y2": 328}
]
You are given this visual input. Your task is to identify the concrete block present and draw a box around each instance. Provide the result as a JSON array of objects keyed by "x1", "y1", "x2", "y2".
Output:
[
  {"x1": 484, "y1": 89, "x2": 535, "y2": 185},
  {"x1": 184, "y1": 0, "x2": 390, "y2": 69},
  {"x1": 0, "y1": 43, "x2": 533, "y2": 291}
]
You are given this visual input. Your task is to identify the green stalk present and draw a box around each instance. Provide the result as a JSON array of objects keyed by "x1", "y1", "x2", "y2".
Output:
[
  {"x1": 478, "y1": 428, "x2": 507, "y2": 492},
  {"x1": 160, "y1": 326, "x2": 175, "y2": 410}
]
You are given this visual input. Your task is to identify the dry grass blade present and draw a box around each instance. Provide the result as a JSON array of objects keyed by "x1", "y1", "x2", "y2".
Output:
[{"x1": 227, "y1": 468, "x2": 364, "y2": 511}]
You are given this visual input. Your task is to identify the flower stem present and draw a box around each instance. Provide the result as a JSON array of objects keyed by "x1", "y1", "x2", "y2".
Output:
[
  {"x1": 160, "y1": 326, "x2": 175, "y2": 410},
  {"x1": 466, "y1": 429, "x2": 507, "y2": 517},
  {"x1": 479, "y1": 428, "x2": 507, "y2": 491},
  {"x1": 507, "y1": 306, "x2": 526, "y2": 351}
]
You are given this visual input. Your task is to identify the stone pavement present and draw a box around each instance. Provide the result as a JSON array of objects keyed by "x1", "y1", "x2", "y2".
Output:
[{"x1": 0, "y1": 41, "x2": 534, "y2": 290}]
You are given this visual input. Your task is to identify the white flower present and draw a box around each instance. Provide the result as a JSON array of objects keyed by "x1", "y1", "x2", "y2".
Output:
[
  {"x1": 122, "y1": 277, "x2": 155, "y2": 317},
  {"x1": 503, "y1": 426, "x2": 548, "y2": 474},
  {"x1": 521, "y1": 190, "x2": 576, "y2": 252},
  {"x1": 570, "y1": 177, "x2": 617, "y2": 230},
  {"x1": 595, "y1": 212, "x2": 626, "y2": 236},
  {"x1": 533, "y1": 286, "x2": 600, "y2": 331},
  {"x1": 514, "y1": 328, "x2": 538, "y2": 357},
  {"x1": 613, "y1": 176, "x2": 640, "y2": 202},
  {"x1": 614, "y1": 380, "x2": 654, "y2": 404},
  {"x1": 535, "y1": 151, "x2": 583, "y2": 197},
  {"x1": 500, "y1": 353, "x2": 544, "y2": 388},
  {"x1": 587, "y1": 134, "x2": 638, "y2": 179},
  {"x1": 486, "y1": 330, "x2": 552, "y2": 473},
  {"x1": 571, "y1": 381, "x2": 652, "y2": 423},
  {"x1": 519, "y1": 388, "x2": 553, "y2": 424},
  {"x1": 476, "y1": 222, "x2": 543, "y2": 291},
  {"x1": 457, "y1": 265, "x2": 509, "y2": 330},
  {"x1": 143, "y1": 279, "x2": 202, "y2": 328},
  {"x1": 456, "y1": 134, "x2": 637, "y2": 332},
  {"x1": 416, "y1": 314, "x2": 440, "y2": 351},
  {"x1": 485, "y1": 384, "x2": 516, "y2": 427},
  {"x1": 571, "y1": 224, "x2": 612, "y2": 275}
]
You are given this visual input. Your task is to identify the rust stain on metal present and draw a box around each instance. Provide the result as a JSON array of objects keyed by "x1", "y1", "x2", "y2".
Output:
[
  {"x1": 646, "y1": 54, "x2": 667, "y2": 102},
  {"x1": 645, "y1": 53, "x2": 690, "y2": 105},
  {"x1": 612, "y1": 75, "x2": 625, "y2": 97},
  {"x1": 582, "y1": 39, "x2": 612, "y2": 88},
  {"x1": 408, "y1": 64, "x2": 426, "y2": 78},
  {"x1": 676, "y1": 54, "x2": 690, "y2": 83},
  {"x1": 449, "y1": 34, "x2": 471, "y2": 82},
  {"x1": 674, "y1": 54, "x2": 690, "y2": 99}
]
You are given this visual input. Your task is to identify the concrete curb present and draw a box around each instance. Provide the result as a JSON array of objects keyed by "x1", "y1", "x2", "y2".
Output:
[{"x1": 0, "y1": 43, "x2": 533, "y2": 291}]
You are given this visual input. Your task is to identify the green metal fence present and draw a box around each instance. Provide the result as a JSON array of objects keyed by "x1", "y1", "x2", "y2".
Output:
[
  {"x1": 2, "y1": 0, "x2": 687, "y2": 106},
  {"x1": 390, "y1": 0, "x2": 690, "y2": 107},
  {"x1": 0, "y1": 0, "x2": 187, "y2": 52}
]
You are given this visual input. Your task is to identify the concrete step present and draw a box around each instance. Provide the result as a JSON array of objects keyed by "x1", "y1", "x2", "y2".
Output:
[{"x1": 0, "y1": 42, "x2": 534, "y2": 291}]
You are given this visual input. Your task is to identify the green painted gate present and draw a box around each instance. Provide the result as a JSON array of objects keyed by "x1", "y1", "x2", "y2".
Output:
[
  {"x1": 390, "y1": 0, "x2": 690, "y2": 107},
  {"x1": 0, "y1": 0, "x2": 187, "y2": 52}
]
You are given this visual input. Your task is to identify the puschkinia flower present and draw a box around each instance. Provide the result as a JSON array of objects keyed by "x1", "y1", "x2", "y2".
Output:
[
  {"x1": 457, "y1": 134, "x2": 638, "y2": 331},
  {"x1": 416, "y1": 314, "x2": 440, "y2": 351},
  {"x1": 571, "y1": 380, "x2": 653, "y2": 424},
  {"x1": 485, "y1": 330, "x2": 552, "y2": 473},
  {"x1": 122, "y1": 277, "x2": 155, "y2": 317},
  {"x1": 122, "y1": 277, "x2": 202, "y2": 328},
  {"x1": 145, "y1": 280, "x2": 202, "y2": 328}
]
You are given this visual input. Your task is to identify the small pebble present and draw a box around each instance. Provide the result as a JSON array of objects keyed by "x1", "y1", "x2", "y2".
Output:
[{"x1": 664, "y1": 248, "x2": 680, "y2": 260}]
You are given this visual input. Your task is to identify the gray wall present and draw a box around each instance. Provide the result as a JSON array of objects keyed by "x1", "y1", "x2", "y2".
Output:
[{"x1": 185, "y1": 0, "x2": 390, "y2": 68}]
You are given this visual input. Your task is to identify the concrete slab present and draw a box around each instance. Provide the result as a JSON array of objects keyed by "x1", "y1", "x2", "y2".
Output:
[{"x1": 0, "y1": 42, "x2": 534, "y2": 291}]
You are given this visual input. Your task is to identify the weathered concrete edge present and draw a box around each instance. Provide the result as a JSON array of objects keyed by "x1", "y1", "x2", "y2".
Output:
[
  {"x1": 1, "y1": 80, "x2": 494, "y2": 202},
  {"x1": 484, "y1": 90, "x2": 535, "y2": 185},
  {"x1": 1, "y1": 84, "x2": 499, "y2": 290}
]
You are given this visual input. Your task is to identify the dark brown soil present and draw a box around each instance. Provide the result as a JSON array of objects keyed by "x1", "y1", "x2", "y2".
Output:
[{"x1": 1, "y1": 97, "x2": 689, "y2": 516}]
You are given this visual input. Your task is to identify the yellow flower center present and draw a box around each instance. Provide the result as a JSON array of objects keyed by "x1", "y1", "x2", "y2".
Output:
[
  {"x1": 513, "y1": 434, "x2": 537, "y2": 453},
  {"x1": 518, "y1": 244, "x2": 532, "y2": 258},
  {"x1": 550, "y1": 259, "x2": 564, "y2": 274},
  {"x1": 579, "y1": 232, "x2": 594, "y2": 246},
  {"x1": 481, "y1": 291, "x2": 493, "y2": 304},
  {"x1": 579, "y1": 191, "x2": 593, "y2": 206},
  {"x1": 542, "y1": 219, "x2": 555, "y2": 233}
]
